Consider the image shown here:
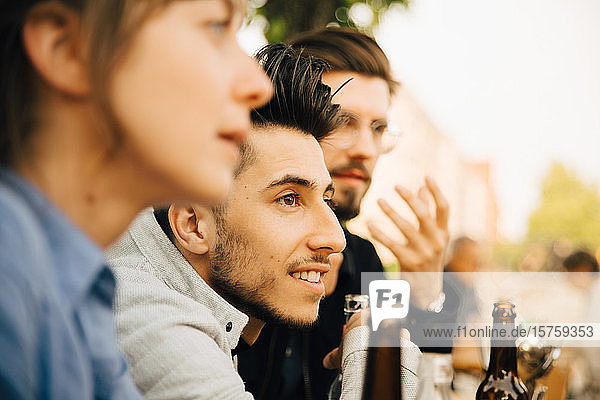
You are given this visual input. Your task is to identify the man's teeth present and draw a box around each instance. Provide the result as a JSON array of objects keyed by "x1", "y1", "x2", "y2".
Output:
[{"x1": 292, "y1": 271, "x2": 321, "y2": 283}]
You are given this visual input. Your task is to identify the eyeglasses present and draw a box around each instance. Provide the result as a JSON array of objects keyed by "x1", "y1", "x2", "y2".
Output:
[{"x1": 323, "y1": 111, "x2": 402, "y2": 154}]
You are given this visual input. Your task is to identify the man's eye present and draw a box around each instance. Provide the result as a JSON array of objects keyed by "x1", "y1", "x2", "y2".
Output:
[
  {"x1": 345, "y1": 118, "x2": 360, "y2": 131},
  {"x1": 277, "y1": 194, "x2": 300, "y2": 207},
  {"x1": 372, "y1": 123, "x2": 388, "y2": 136}
]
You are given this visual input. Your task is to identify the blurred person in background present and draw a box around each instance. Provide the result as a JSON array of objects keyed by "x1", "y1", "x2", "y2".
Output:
[
  {"x1": 0, "y1": 0, "x2": 271, "y2": 398},
  {"x1": 238, "y1": 27, "x2": 450, "y2": 400},
  {"x1": 445, "y1": 236, "x2": 482, "y2": 324},
  {"x1": 107, "y1": 44, "x2": 421, "y2": 399},
  {"x1": 443, "y1": 237, "x2": 486, "y2": 397},
  {"x1": 562, "y1": 250, "x2": 600, "y2": 400},
  {"x1": 563, "y1": 250, "x2": 599, "y2": 291}
]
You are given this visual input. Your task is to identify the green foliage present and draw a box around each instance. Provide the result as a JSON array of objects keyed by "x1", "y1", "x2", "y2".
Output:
[
  {"x1": 249, "y1": 0, "x2": 409, "y2": 43},
  {"x1": 492, "y1": 241, "x2": 528, "y2": 271},
  {"x1": 527, "y1": 162, "x2": 600, "y2": 250}
]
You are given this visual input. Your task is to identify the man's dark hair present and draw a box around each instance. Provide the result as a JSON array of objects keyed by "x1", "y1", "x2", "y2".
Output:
[
  {"x1": 251, "y1": 43, "x2": 341, "y2": 142},
  {"x1": 155, "y1": 43, "x2": 343, "y2": 239},
  {"x1": 563, "y1": 250, "x2": 599, "y2": 273},
  {"x1": 288, "y1": 27, "x2": 398, "y2": 95}
]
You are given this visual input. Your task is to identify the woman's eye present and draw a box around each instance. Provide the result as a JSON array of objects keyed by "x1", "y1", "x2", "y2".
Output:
[
  {"x1": 277, "y1": 194, "x2": 299, "y2": 207},
  {"x1": 207, "y1": 20, "x2": 230, "y2": 36}
]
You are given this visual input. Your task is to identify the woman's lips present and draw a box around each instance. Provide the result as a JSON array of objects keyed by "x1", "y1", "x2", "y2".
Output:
[{"x1": 218, "y1": 130, "x2": 246, "y2": 161}]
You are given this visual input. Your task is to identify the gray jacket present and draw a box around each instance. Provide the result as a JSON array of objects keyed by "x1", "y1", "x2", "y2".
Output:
[{"x1": 107, "y1": 209, "x2": 420, "y2": 399}]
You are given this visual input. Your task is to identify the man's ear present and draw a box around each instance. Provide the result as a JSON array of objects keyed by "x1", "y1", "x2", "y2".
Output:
[
  {"x1": 22, "y1": 2, "x2": 90, "y2": 97},
  {"x1": 169, "y1": 205, "x2": 213, "y2": 255}
]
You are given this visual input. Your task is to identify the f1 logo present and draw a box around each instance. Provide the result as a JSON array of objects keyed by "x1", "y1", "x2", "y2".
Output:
[{"x1": 369, "y1": 280, "x2": 410, "y2": 331}]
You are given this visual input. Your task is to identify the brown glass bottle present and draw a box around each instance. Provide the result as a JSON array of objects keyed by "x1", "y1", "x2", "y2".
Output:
[
  {"x1": 362, "y1": 320, "x2": 402, "y2": 400},
  {"x1": 476, "y1": 302, "x2": 528, "y2": 400}
]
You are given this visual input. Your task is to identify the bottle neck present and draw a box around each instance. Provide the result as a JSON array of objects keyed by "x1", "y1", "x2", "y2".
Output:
[{"x1": 487, "y1": 320, "x2": 518, "y2": 376}]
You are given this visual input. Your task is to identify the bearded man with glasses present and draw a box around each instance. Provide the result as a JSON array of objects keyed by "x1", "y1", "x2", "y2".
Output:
[{"x1": 238, "y1": 27, "x2": 452, "y2": 400}]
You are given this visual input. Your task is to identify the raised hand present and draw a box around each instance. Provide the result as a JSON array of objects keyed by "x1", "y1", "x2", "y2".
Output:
[{"x1": 367, "y1": 176, "x2": 450, "y2": 309}]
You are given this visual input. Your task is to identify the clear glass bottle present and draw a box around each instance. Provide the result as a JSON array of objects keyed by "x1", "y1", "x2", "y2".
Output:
[{"x1": 416, "y1": 353, "x2": 453, "y2": 400}]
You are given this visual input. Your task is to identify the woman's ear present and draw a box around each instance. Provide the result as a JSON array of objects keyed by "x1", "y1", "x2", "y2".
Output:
[
  {"x1": 169, "y1": 205, "x2": 213, "y2": 255},
  {"x1": 22, "y1": 2, "x2": 90, "y2": 97}
]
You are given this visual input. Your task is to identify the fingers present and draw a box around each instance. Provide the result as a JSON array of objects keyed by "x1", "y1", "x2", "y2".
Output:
[
  {"x1": 323, "y1": 347, "x2": 341, "y2": 370},
  {"x1": 366, "y1": 221, "x2": 420, "y2": 268},
  {"x1": 368, "y1": 177, "x2": 450, "y2": 276},
  {"x1": 345, "y1": 309, "x2": 369, "y2": 332},
  {"x1": 376, "y1": 199, "x2": 429, "y2": 253},
  {"x1": 323, "y1": 310, "x2": 369, "y2": 370},
  {"x1": 394, "y1": 185, "x2": 439, "y2": 241},
  {"x1": 417, "y1": 186, "x2": 431, "y2": 208},
  {"x1": 425, "y1": 176, "x2": 450, "y2": 230}
]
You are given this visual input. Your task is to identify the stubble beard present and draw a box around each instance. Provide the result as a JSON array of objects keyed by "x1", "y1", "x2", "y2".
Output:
[
  {"x1": 333, "y1": 186, "x2": 364, "y2": 223},
  {"x1": 208, "y1": 218, "x2": 320, "y2": 330},
  {"x1": 329, "y1": 161, "x2": 372, "y2": 223}
]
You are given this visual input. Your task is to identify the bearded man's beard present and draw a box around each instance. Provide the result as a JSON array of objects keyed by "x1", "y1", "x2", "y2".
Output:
[
  {"x1": 333, "y1": 186, "x2": 362, "y2": 222},
  {"x1": 208, "y1": 218, "x2": 319, "y2": 330}
]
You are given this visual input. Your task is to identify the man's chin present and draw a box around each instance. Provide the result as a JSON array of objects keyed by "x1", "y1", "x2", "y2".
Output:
[
  {"x1": 334, "y1": 207, "x2": 360, "y2": 222},
  {"x1": 239, "y1": 298, "x2": 319, "y2": 330},
  {"x1": 333, "y1": 187, "x2": 365, "y2": 222},
  {"x1": 268, "y1": 306, "x2": 320, "y2": 330},
  {"x1": 274, "y1": 315, "x2": 318, "y2": 331}
]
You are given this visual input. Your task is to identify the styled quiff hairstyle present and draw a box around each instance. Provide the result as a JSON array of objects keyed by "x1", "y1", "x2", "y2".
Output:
[
  {"x1": 154, "y1": 43, "x2": 343, "y2": 240},
  {"x1": 0, "y1": 0, "x2": 172, "y2": 166},
  {"x1": 237, "y1": 43, "x2": 342, "y2": 176},
  {"x1": 251, "y1": 43, "x2": 341, "y2": 142},
  {"x1": 288, "y1": 27, "x2": 398, "y2": 96}
]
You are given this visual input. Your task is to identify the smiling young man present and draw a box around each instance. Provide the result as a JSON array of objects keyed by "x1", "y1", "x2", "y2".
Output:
[
  {"x1": 238, "y1": 28, "x2": 450, "y2": 400},
  {"x1": 106, "y1": 44, "x2": 399, "y2": 399},
  {"x1": 0, "y1": 0, "x2": 270, "y2": 398}
]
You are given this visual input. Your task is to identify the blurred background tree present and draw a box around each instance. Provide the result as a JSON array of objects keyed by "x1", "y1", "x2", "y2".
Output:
[
  {"x1": 248, "y1": 0, "x2": 409, "y2": 43},
  {"x1": 527, "y1": 162, "x2": 600, "y2": 250},
  {"x1": 493, "y1": 163, "x2": 600, "y2": 271}
]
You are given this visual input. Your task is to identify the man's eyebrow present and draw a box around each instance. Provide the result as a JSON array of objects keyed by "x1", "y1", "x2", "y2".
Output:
[
  {"x1": 263, "y1": 174, "x2": 336, "y2": 198},
  {"x1": 263, "y1": 175, "x2": 317, "y2": 191},
  {"x1": 372, "y1": 118, "x2": 388, "y2": 126}
]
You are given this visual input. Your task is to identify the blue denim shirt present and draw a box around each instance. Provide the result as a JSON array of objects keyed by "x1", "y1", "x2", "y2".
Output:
[{"x1": 0, "y1": 169, "x2": 142, "y2": 399}]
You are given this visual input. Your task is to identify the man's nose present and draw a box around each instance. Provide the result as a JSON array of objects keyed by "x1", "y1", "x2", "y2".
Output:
[
  {"x1": 346, "y1": 126, "x2": 378, "y2": 161},
  {"x1": 307, "y1": 203, "x2": 346, "y2": 255}
]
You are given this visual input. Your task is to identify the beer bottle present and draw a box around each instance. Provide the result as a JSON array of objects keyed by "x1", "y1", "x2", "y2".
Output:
[
  {"x1": 476, "y1": 302, "x2": 528, "y2": 400},
  {"x1": 362, "y1": 320, "x2": 402, "y2": 400},
  {"x1": 362, "y1": 346, "x2": 402, "y2": 399}
]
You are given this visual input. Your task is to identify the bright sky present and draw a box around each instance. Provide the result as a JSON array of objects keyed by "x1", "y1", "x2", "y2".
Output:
[
  {"x1": 238, "y1": 0, "x2": 600, "y2": 241},
  {"x1": 376, "y1": 0, "x2": 600, "y2": 240}
]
